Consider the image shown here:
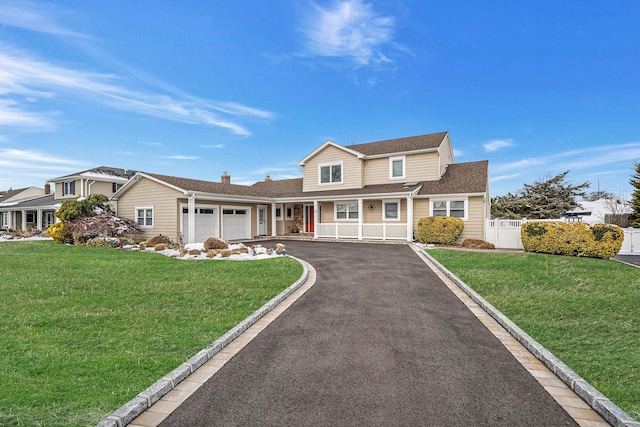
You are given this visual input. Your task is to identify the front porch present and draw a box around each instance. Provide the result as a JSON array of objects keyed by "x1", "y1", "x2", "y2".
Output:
[{"x1": 275, "y1": 196, "x2": 415, "y2": 242}]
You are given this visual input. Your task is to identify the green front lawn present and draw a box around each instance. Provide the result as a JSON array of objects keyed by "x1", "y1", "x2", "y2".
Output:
[
  {"x1": 427, "y1": 249, "x2": 640, "y2": 420},
  {"x1": 0, "y1": 241, "x2": 303, "y2": 426}
]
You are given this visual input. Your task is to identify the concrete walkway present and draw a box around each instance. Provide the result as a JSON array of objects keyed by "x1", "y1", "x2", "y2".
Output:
[{"x1": 132, "y1": 241, "x2": 607, "y2": 426}]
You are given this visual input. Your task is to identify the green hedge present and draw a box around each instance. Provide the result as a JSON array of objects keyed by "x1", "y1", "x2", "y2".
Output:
[
  {"x1": 416, "y1": 216, "x2": 464, "y2": 244},
  {"x1": 521, "y1": 222, "x2": 624, "y2": 259}
]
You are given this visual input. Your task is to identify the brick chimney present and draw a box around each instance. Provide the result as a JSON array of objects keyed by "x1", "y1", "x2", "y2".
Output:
[
  {"x1": 221, "y1": 171, "x2": 231, "y2": 184},
  {"x1": 44, "y1": 183, "x2": 51, "y2": 195},
  {"x1": 265, "y1": 173, "x2": 272, "y2": 182}
]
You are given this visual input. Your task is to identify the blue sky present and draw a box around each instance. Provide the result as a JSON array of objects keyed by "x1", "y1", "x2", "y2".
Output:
[{"x1": 1, "y1": 0, "x2": 638, "y2": 197}]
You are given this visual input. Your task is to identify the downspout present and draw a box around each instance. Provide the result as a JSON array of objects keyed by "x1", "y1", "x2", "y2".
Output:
[
  {"x1": 188, "y1": 193, "x2": 196, "y2": 244},
  {"x1": 87, "y1": 180, "x2": 96, "y2": 196}
]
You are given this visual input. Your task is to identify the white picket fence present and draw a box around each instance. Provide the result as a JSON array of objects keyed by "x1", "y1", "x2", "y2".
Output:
[{"x1": 485, "y1": 219, "x2": 640, "y2": 255}]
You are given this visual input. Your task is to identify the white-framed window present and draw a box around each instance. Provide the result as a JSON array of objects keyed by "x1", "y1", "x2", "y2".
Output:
[
  {"x1": 319, "y1": 163, "x2": 342, "y2": 184},
  {"x1": 431, "y1": 199, "x2": 467, "y2": 220},
  {"x1": 62, "y1": 181, "x2": 76, "y2": 196},
  {"x1": 383, "y1": 199, "x2": 400, "y2": 221},
  {"x1": 2, "y1": 212, "x2": 9, "y2": 227},
  {"x1": 136, "y1": 207, "x2": 154, "y2": 227},
  {"x1": 335, "y1": 201, "x2": 358, "y2": 221},
  {"x1": 389, "y1": 156, "x2": 405, "y2": 179},
  {"x1": 275, "y1": 204, "x2": 283, "y2": 220},
  {"x1": 26, "y1": 212, "x2": 35, "y2": 223},
  {"x1": 112, "y1": 182, "x2": 124, "y2": 193},
  {"x1": 285, "y1": 206, "x2": 293, "y2": 220}
]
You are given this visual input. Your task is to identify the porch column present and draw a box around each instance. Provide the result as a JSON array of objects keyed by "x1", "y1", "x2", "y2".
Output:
[
  {"x1": 187, "y1": 195, "x2": 196, "y2": 244},
  {"x1": 37, "y1": 209, "x2": 43, "y2": 231},
  {"x1": 313, "y1": 200, "x2": 319, "y2": 239},
  {"x1": 21, "y1": 210, "x2": 27, "y2": 231},
  {"x1": 271, "y1": 203, "x2": 277, "y2": 237},
  {"x1": 406, "y1": 195, "x2": 414, "y2": 242},
  {"x1": 357, "y1": 198, "x2": 363, "y2": 240},
  {"x1": 7, "y1": 211, "x2": 14, "y2": 229}
]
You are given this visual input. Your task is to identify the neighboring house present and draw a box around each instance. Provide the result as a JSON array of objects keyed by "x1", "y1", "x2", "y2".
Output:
[
  {"x1": 0, "y1": 167, "x2": 136, "y2": 232},
  {"x1": 112, "y1": 132, "x2": 490, "y2": 243},
  {"x1": 565, "y1": 199, "x2": 632, "y2": 225},
  {"x1": 0, "y1": 187, "x2": 46, "y2": 231}
]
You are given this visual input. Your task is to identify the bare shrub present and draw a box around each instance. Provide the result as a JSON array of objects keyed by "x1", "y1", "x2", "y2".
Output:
[
  {"x1": 147, "y1": 234, "x2": 172, "y2": 246},
  {"x1": 461, "y1": 239, "x2": 495, "y2": 250}
]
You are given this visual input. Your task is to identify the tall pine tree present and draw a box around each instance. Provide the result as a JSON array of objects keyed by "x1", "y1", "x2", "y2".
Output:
[{"x1": 629, "y1": 162, "x2": 640, "y2": 228}]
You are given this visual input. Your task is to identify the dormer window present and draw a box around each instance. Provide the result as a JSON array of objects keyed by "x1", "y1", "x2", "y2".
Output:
[
  {"x1": 319, "y1": 163, "x2": 342, "y2": 184},
  {"x1": 389, "y1": 156, "x2": 405, "y2": 179}
]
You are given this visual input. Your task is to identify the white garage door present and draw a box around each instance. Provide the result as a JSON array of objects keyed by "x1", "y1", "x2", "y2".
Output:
[
  {"x1": 182, "y1": 207, "x2": 219, "y2": 243},
  {"x1": 222, "y1": 208, "x2": 250, "y2": 240}
]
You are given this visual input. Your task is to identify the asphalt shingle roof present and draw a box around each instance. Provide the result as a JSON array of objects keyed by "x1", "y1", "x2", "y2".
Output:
[
  {"x1": 346, "y1": 132, "x2": 448, "y2": 156},
  {"x1": 417, "y1": 161, "x2": 489, "y2": 195},
  {"x1": 144, "y1": 159, "x2": 487, "y2": 200}
]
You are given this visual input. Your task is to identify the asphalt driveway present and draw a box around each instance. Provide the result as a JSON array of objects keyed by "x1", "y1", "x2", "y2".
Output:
[{"x1": 159, "y1": 241, "x2": 576, "y2": 426}]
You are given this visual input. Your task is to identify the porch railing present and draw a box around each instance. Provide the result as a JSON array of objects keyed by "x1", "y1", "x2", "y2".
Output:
[{"x1": 316, "y1": 222, "x2": 408, "y2": 240}]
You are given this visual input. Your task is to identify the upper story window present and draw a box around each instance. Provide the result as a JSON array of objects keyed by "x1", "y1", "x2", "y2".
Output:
[
  {"x1": 62, "y1": 181, "x2": 76, "y2": 196},
  {"x1": 389, "y1": 156, "x2": 405, "y2": 179},
  {"x1": 112, "y1": 182, "x2": 124, "y2": 193},
  {"x1": 319, "y1": 163, "x2": 342, "y2": 184},
  {"x1": 136, "y1": 207, "x2": 154, "y2": 227},
  {"x1": 335, "y1": 201, "x2": 358, "y2": 220},
  {"x1": 431, "y1": 199, "x2": 466, "y2": 220}
]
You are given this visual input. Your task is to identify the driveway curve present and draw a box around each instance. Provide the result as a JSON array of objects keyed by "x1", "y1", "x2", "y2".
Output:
[{"x1": 159, "y1": 241, "x2": 576, "y2": 426}]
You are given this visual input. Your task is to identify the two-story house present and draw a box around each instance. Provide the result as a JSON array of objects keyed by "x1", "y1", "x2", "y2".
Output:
[
  {"x1": 0, "y1": 167, "x2": 136, "y2": 232},
  {"x1": 111, "y1": 132, "x2": 490, "y2": 243}
]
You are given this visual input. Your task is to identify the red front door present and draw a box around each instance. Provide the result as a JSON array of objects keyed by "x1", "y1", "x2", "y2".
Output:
[{"x1": 305, "y1": 206, "x2": 314, "y2": 233}]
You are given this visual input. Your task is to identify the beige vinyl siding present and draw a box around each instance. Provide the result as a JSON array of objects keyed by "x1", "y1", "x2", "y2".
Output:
[
  {"x1": 88, "y1": 181, "x2": 115, "y2": 197},
  {"x1": 459, "y1": 196, "x2": 486, "y2": 241},
  {"x1": 319, "y1": 202, "x2": 334, "y2": 223},
  {"x1": 116, "y1": 177, "x2": 183, "y2": 241},
  {"x1": 303, "y1": 145, "x2": 362, "y2": 192},
  {"x1": 363, "y1": 152, "x2": 439, "y2": 185},
  {"x1": 362, "y1": 199, "x2": 408, "y2": 223},
  {"x1": 438, "y1": 134, "x2": 455, "y2": 177},
  {"x1": 414, "y1": 196, "x2": 486, "y2": 242},
  {"x1": 54, "y1": 180, "x2": 80, "y2": 200}
]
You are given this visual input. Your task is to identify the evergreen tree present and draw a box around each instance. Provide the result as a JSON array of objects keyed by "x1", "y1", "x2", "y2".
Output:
[
  {"x1": 55, "y1": 194, "x2": 113, "y2": 222},
  {"x1": 629, "y1": 162, "x2": 640, "y2": 228},
  {"x1": 491, "y1": 171, "x2": 590, "y2": 219}
]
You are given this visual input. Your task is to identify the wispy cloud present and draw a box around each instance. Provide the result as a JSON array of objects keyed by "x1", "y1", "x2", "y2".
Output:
[
  {"x1": 161, "y1": 155, "x2": 199, "y2": 160},
  {"x1": 0, "y1": 2, "x2": 275, "y2": 136},
  {"x1": 299, "y1": 0, "x2": 399, "y2": 67},
  {"x1": 0, "y1": 148, "x2": 86, "y2": 172},
  {"x1": 201, "y1": 144, "x2": 224, "y2": 149},
  {"x1": 492, "y1": 142, "x2": 640, "y2": 174},
  {"x1": 491, "y1": 173, "x2": 520, "y2": 183},
  {"x1": 0, "y1": 0, "x2": 88, "y2": 38},
  {"x1": 484, "y1": 139, "x2": 515, "y2": 152}
]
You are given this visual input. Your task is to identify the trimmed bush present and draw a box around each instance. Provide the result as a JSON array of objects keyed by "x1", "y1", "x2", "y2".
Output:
[
  {"x1": 203, "y1": 237, "x2": 228, "y2": 250},
  {"x1": 46, "y1": 222, "x2": 73, "y2": 244},
  {"x1": 416, "y1": 216, "x2": 464, "y2": 245},
  {"x1": 462, "y1": 239, "x2": 495, "y2": 250},
  {"x1": 521, "y1": 222, "x2": 624, "y2": 259},
  {"x1": 86, "y1": 237, "x2": 120, "y2": 248},
  {"x1": 147, "y1": 235, "x2": 172, "y2": 246}
]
